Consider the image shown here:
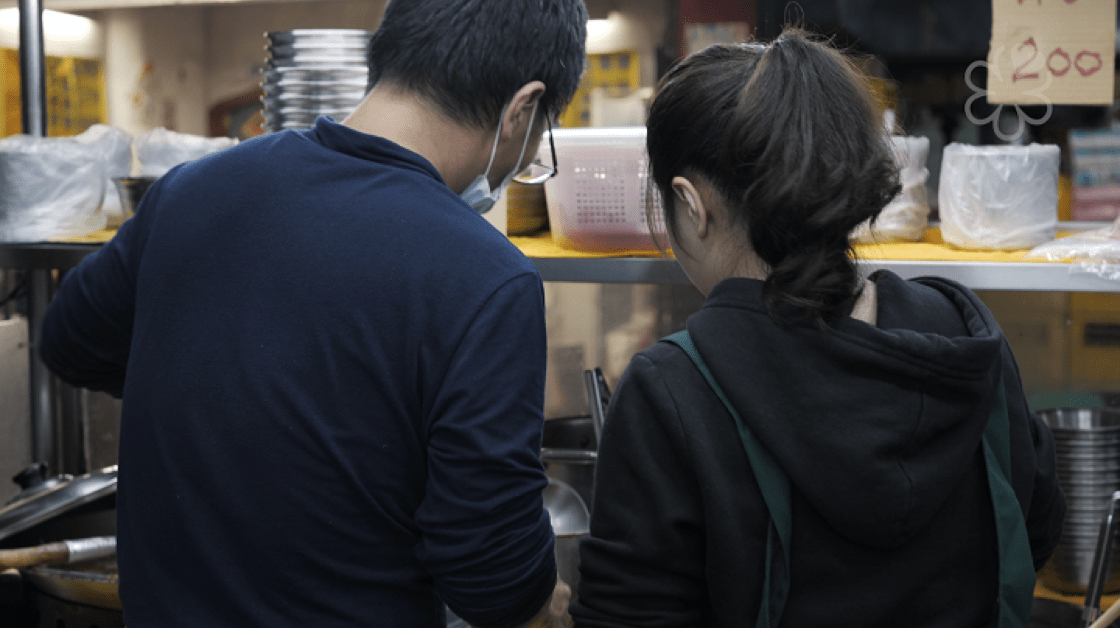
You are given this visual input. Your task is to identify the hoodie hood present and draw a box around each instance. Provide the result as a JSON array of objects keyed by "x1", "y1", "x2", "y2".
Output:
[{"x1": 686, "y1": 271, "x2": 1006, "y2": 549}]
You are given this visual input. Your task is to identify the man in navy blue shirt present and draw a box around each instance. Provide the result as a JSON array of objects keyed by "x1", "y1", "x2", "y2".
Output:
[{"x1": 39, "y1": 1, "x2": 587, "y2": 626}]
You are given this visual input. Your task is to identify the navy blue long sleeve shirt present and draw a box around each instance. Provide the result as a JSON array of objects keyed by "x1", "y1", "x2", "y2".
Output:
[{"x1": 39, "y1": 117, "x2": 557, "y2": 628}]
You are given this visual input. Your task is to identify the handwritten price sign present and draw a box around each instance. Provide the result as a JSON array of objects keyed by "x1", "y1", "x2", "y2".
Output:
[{"x1": 988, "y1": 0, "x2": 1117, "y2": 106}]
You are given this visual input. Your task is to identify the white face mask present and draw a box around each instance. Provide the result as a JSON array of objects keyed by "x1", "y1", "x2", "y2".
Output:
[{"x1": 460, "y1": 101, "x2": 539, "y2": 214}]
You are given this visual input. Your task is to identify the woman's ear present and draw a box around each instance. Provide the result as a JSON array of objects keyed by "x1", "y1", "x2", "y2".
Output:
[{"x1": 671, "y1": 176, "x2": 709, "y2": 239}]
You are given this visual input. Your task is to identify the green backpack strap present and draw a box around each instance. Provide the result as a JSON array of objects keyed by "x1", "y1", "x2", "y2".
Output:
[
  {"x1": 663, "y1": 331, "x2": 791, "y2": 628},
  {"x1": 982, "y1": 377, "x2": 1036, "y2": 628}
]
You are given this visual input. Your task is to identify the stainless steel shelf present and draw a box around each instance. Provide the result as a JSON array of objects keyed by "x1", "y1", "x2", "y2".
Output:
[
  {"x1": 858, "y1": 259, "x2": 1120, "y2": 292},
  {"x1": 531, "y1": 256, "x2": 1120, "y2": 292},
  {"x1": 531, "y1": 256, "x2": 690, "y2": 284},
  {"x1": 0, "y1": 243, "x2": 101, "y2": 271},
  {"x1": 1, "y1": 241, "x2": 1116, "y2": 292}
]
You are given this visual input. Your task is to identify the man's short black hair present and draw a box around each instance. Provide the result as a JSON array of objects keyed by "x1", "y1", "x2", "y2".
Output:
[{"x1": 367, "y1": 0, "x2": 587, "y2": 129}]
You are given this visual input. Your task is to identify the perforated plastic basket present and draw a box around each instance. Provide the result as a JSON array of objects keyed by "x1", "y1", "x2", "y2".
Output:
[{"x1": 541, "y1": 127, "x2": 666, "y2": 253}]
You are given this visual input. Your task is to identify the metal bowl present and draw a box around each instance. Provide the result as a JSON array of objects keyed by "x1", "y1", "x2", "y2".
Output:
[
  {"x1": 267, "y1": 56, "x2": 368, "y2": 69},
  {"x1": 267, "y1": 43, "x2": 370, "y2": 58},
  {"x1": 265, "y1": 29, "x2": 374, "y2": 47},
  {"x1": 262, "y1": 93, "x2": 365, "y2": 108},
  {"x1": 262, "y1": 66, "x2": 369, "y2": 82},
  {"x1": 111, "y1": 177, "x2": 159, "y2": 219},
  {"x1": 262, "y1": 80, "x2": 367, "y2": 97},
  {"x1": 1041, "y1": 408, "x2": 1120, "y2": 432}
]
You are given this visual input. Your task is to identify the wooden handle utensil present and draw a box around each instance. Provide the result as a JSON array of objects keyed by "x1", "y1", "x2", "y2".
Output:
[{"x1": 0, "y1": 536, "x2": 115, "y2": 570}]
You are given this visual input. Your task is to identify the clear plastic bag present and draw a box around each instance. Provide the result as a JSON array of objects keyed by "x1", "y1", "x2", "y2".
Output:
[
  {"x1": 1024, "y1": 216, "x2": 1120, "y2": 281},
  {"x1": 852, "y1": 136, "x2": 931, "y2": 243},
  {"x1": 135, "y1": 128, "x2": 237, "y2": 177},
  {"x1": 938, "y1": 143, "x2": 1060, "y2": 250},
  {"x1": 0, "y1": 130, "x2": 108, "y2": 243}
]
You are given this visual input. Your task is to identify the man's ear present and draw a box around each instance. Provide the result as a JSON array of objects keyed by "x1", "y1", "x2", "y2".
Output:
[
  {"x1": 671, "y1": 176, "x2": 709, "y2": 239},
  {"x1": 502, "y1": 80, "x2": 546, "y2": 138}
]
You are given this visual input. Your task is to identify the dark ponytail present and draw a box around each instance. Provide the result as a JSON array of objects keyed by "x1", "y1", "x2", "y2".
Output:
[{"x1": 647, "y1": 29, "x2": 901, "y2": 329}]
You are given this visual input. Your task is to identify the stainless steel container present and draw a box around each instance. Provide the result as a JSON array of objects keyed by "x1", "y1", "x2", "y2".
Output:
[
  {"x1": 1039, "y1": 408, "x2": 1120, "y2": 594},
  {"x1": 260, "y1": 29, "x2": 374, "y2": 133},
  {"x1": 541, "y1": 416, "x2": 597, "y2": 512}
]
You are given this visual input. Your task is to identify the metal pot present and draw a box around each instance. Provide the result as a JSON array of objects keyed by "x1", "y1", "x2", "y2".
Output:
[
  {"x1": 541, "y1": 416, "x2": 597, "y2": 511},
  {"x1": 0, "y1": 464, "x2": 117, "y2": 549},
  {"x1": 543, "y1": 478, "x2": 589, "y2": 592},
  {"x1": 0, "y1": 464, "x2": 121, "y2": 624}
]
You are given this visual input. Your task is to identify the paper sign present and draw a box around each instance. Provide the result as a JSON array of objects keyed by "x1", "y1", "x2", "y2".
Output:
[
  {"x1": 988, "y1": 0, "x2": 1117, "y2": 106},
  {"x1": 684, "y1": 22, "x2": 750, "y2": 56}
]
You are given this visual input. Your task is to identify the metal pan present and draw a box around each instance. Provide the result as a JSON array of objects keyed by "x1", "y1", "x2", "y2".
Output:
[{"x1": 21, "y1": 556, "x2": 120, "y2": 610}]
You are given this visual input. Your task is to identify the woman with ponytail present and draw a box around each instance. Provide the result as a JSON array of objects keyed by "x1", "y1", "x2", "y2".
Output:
[{"x1": 571, "y1": 29, "x2": 1065, "y2": 628}]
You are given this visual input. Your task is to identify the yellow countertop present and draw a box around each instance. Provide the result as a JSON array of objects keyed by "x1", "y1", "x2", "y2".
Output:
[{"x1": 509, "y1": 228, "x2": 1068, "y2": 263}]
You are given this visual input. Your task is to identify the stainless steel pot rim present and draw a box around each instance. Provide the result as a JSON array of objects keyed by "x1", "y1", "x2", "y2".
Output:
[
  {"x1": 266, "y1": 29, "x2": 374, "y2": 39},
  {"x1": 267, "y1": 41, "x2": 370, "y2": 51},
  {"x1": 263, "y1": 102, "x2": 356, "y2": 112},
  {"x1": 1057, "y1": 458, "x2": 1120, "y2": 465},
  {"x1": 263, "y1": 80, "x2": 367, "y2": 91},
  {"x1": 1056, "y1": 459, "x2": 1120, "y2": 466},
  {"x1": 266, "y1": 48, "x2": 368, "y2": 57},
  {"x1": 1054, "y1": 434, "x2": 1120, "y2": 442},
  {"x1": 267, "y1": 52, "x2": 369, "y2": 63},
  {"x1": 1054, "y1": 440, "x2": 1120, "y2": 448},
  {"x1": 263, "y1": 83, "x2": 367, "y2": 93},
  {"x1": 1060, "y1": 483, "x2": 1120, "y2": 491},
  {"x1": 262, "y1": 92, "x2": 365, "y2": 103},
  {"x1": 262, "y1": 94, "x2": 365, "y2": 106},
  {"x1": 262, "y1": 114, "x2": 330, "y2": 121},
  {"x1": 262, "y1": 67, "x2": 369, "y2": 79},
  {"x1": 1040, "y1": 407, "x2": 1120, "y2": 430},
  {"x1": 267, "y1": 58, "x2": 368, "y2": 69},
  {"x1": 268, "y1": 49, "x2": 369, "y2": 60},
  {"x1": 263, "y1": 111, "x2": 354, "y2": 121}
]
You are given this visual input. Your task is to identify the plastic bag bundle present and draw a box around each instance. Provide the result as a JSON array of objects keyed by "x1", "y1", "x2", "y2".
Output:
[
  {"x1": 135, "y1": 128, "x2": 237, "y2": 177},
  {"x1": 0, "y1": 132, "x2": 107, "y2": 243},
  {"x1": 1025, "y1": 217, "x2": 1120, "y2": 263},
  {"x1": 75, "y1": 125, "x2": 133, "y2": 222},
  {"x1": 938, "y1": 143, "x2": 1060, "y2": 250},
  {"x1": 1024, "y1": 216, "x2": 1120, "y2": 281},
  {"x1": 852, "y1": 135, "x2": 931, "y2": 243}
]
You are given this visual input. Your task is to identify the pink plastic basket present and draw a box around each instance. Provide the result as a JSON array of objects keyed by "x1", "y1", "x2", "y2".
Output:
[{"x1": 541, "y1": 127, "x2": 666, "y2": 253}]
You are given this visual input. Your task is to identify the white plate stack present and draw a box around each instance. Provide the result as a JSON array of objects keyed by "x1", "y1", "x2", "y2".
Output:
[{"x1": 261, "y1": 29, "x2": 374, "y2": 133}]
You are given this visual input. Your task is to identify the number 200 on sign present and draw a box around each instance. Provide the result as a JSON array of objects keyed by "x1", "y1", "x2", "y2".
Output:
[{"x1": 1012, "y1": 37, "x2": 1103, "y2": 82}]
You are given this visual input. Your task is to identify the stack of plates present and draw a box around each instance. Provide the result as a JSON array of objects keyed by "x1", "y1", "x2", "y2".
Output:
[{"x1": 261, "y1": 29, "x2": 374, "y2": 133}]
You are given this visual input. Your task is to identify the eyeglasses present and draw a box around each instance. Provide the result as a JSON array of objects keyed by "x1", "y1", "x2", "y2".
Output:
[{"x1": 512, "y1": 116, "x2": 558, "y2": 185}]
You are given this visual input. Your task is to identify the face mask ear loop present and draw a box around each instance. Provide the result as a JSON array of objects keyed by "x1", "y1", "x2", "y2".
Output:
[{"x1": 482, "y1": 104, "x2": 507, "y2": 178}]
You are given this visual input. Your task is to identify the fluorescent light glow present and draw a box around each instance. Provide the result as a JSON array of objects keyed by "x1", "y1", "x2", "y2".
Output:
[
  {"x1": 0, "y1": 8, "x2": 95, "y2": 42},
  {"x1": 587, "y1": 18, "x2": 614, "y2": 41}
]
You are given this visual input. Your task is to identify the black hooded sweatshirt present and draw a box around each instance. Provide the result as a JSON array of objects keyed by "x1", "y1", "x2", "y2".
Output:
[{"x1": 571, "y1": 271, "x2": 1066, "y2": 628}]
